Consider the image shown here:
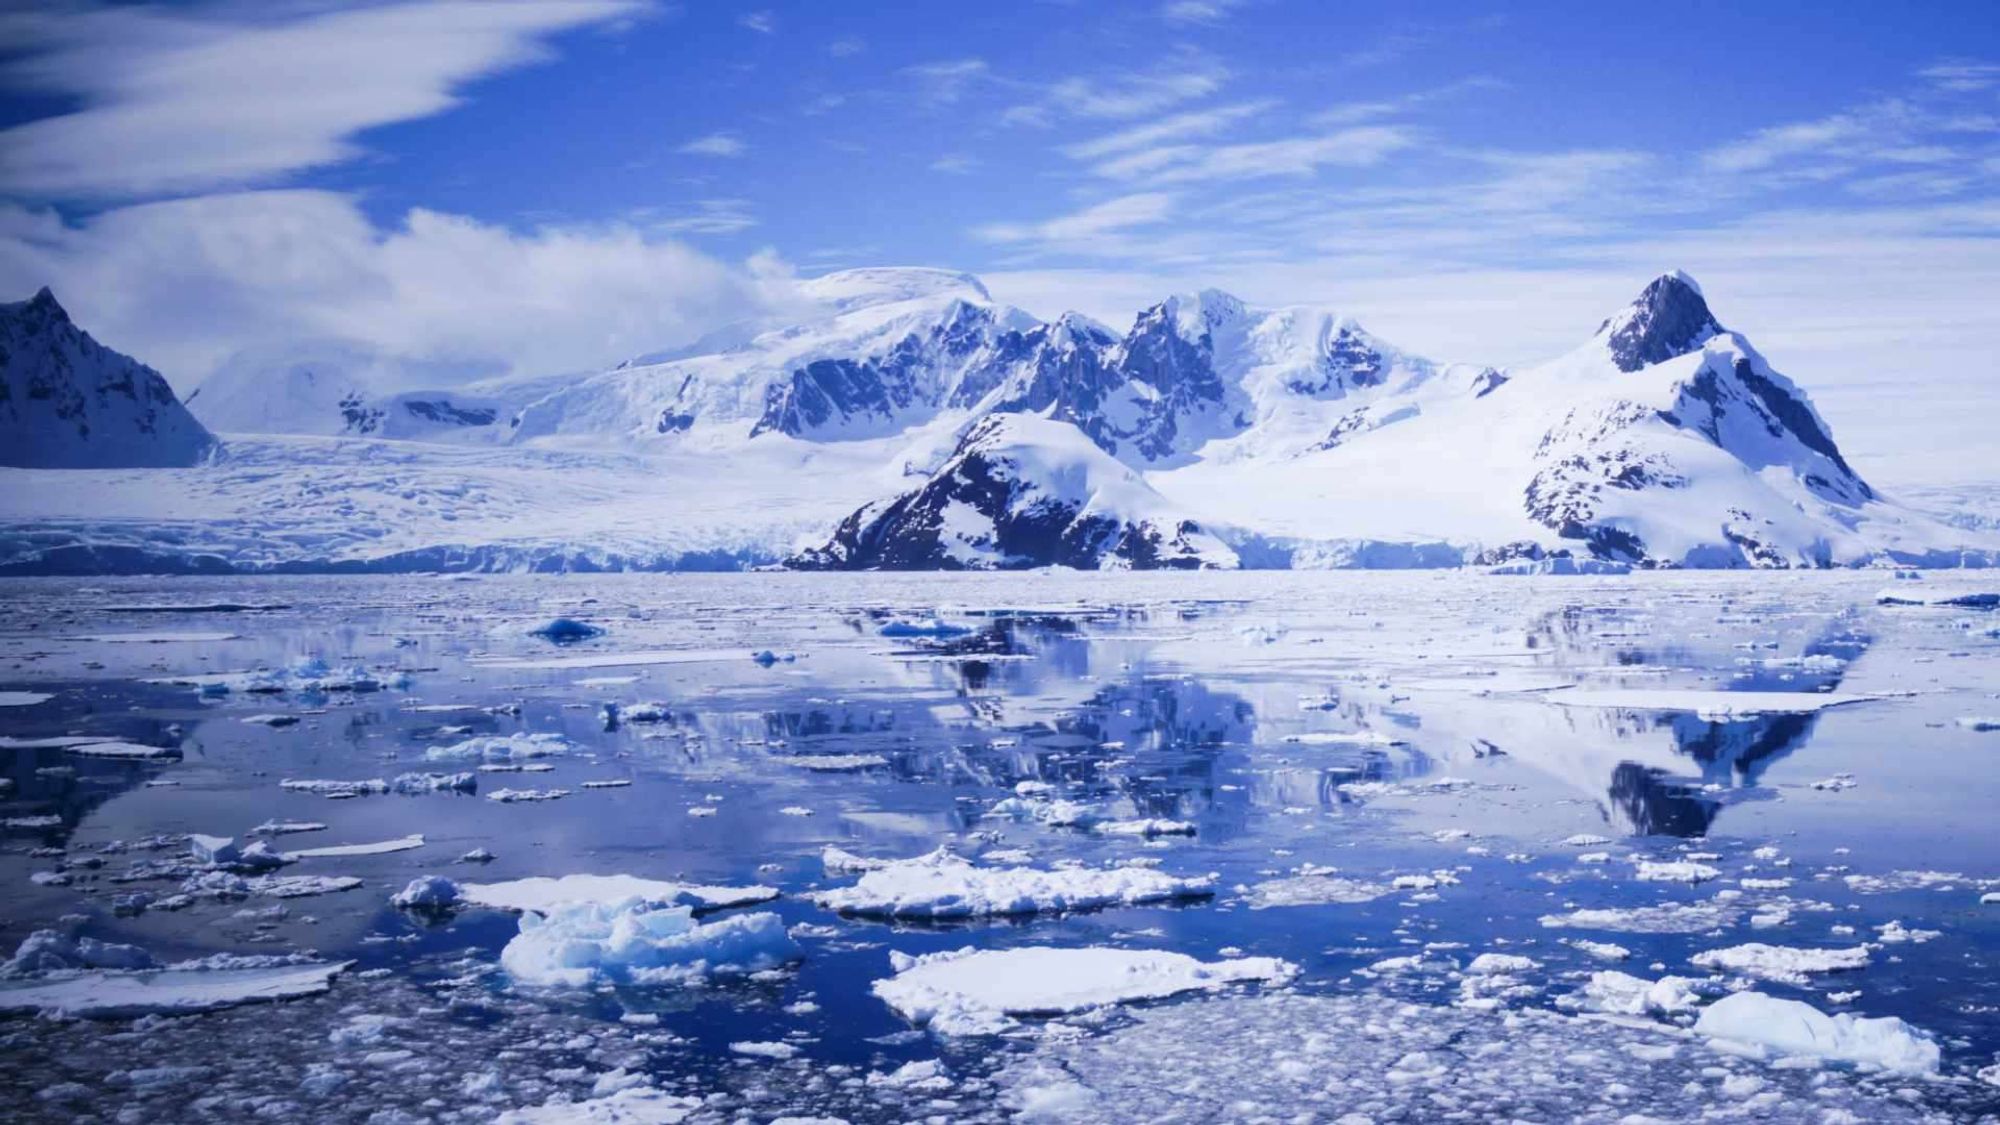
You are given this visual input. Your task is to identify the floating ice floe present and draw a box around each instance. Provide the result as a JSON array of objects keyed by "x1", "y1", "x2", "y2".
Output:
[
  {"x1": 1959, "y1": 717, "x2": 2000, "y2": 732},
  {"x1": 391, "y1": 876, "x2": 460, "y2": 911},
  {"x1": 488, "y1": 788, "x2": 569, "y2": 803},
  {"x1": 458, "y1": 873, "x2": 779, "y2": 915},
  {"x1": 147, "y1": 657, "x2": 402, "y2": 695},
  {"x1": 1540, "y1": 689, "x2": 1877, "y2": 717},
  {"x1": 391, "y1": 771, "x2": 477, "y2": 794},
  {"x1": 65, "y1": 741, "x2": 179, "y2": 760},
  {"x1": 0, "y1": 691, "x2": 53, "y2": 707},
  {"x1": 873, "y1": 946, "x2": 1296, "y2": 1036},
  {"x1": 473, "y1": 649, "x2": 745, "y2": 671},
  {"x1": 493, "y1": 1085, "x2": 701, "y2": 1124},
  {"x1": 811, "y1": 848, "x2": 1214, "y2": 919},
  {"x1": 0, "y1": 960, "x2": 352, "y2": 1019},
  {"x1": 1693, "y1": 991, "x2": 1939, "y2": 1074},
  {"x1": 1488, "y1": 556, "x2": 1633, "y2": 576},
  {"x1": 248, "y1": 820, "x2": 326, "y2": 837},
  {"x1": 240, "y1": 714, "x2": 299, "y2": 728},
  {"x1": 779, "y1": 753, "x2": 889, "y2": 771},
  {"x1": 1690, "y1": 942, "x2": 1870, "y2": 985},
  {"x1": 70, "y1": 632, "x2": 240, "y2": 643},
  {"x1": 878, "y1": 617, "x2": 971, "y2": 638},
  {"x1": 1279, "y1": 731, "x2": 1404, "y2": 747},
  {"x1": 1245, "y1": 867, "x2": 1389, "y2": 908},
  {"x1": 1096, "y1": 818, "x2": 1196, "y2": 838},
  {"x1": 279, "y1": 775, "x2": 465, "y2": 798},
  {"x1": 1540, "y1": 901, "x2": 1739, "y2": 933},
  {"x1": 241, "y1": 874, "x2": 364, "y2": 898},
  {"x1": 500, "y1": 898, "x2": 799, "y2": 988},
  {"x1": 1632, "y1": 859, "x2": 1722, "y2": 884},
  {"x1": 0, "y1": 932, "x2": 351, "y2": 1019},
  {"x1": 287, "y1": 834, "x2": 424, "y2": 859},
  {"x1": 424, "y1": 732, "x2": 570, "y2": 764},
  {"x1": 1565, "y1": 970, "x2": 1700, "y2": 1017}
]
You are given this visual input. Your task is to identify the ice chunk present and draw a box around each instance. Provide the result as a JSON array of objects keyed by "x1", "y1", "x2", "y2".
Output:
[
  {"x1": 812, "y1": 849, "x2": 1214, "y2": 919},
  {"x1": 500, "y1": 898, "x2": 799, "y2": 987},
  {"x1": 189, "y1": 834, "x2": 241, "y2": 865},
  {"x1": 1874, "y1": 587, "x2": 1999, "y2": 608},
  {"x1": 488, "y1": 787, "x2": 570, "y2": 803},
  {"x1": 391, "y1": 876, "x2": 460, "y2": 911},
  {"x1": 66, "y1": 741, "x2": 179, "y2": 760},
  {"x1": 1958, "y1": 717, "x2": 2000, "y2": 732},
  {"x1": 878, "y1": 617, "x2": 970, "y2": 638},
  {"x1": 1633, "y1": 859, "x2": 1721, "y2": 884},
  {"x1": 1690, "y1": 943, "x2": 1870, "y2": 985},
  {"x1": 1245, "y1": 870, "x2": 1389, "y2": 908},
  {"x1": 280, "y1": 778, "x2": 389, "y2": 798},
  {"x1": 874, "y1": 946, "x2": 1297, "y2": 1036},
  {"x1": 424, "y1": 733, "x2": 570, "y2": 763},
  {"x1": 0, "y1": 691, "x2": 54, "y2": 707},
  {"x1": 0, "y1": 960, "x2": 350, "y2": 1018},
  {"x1": 1568, "y1": 971, "x2": 1699, "y2": 1016},
  {"x1": 1540, "y1": 901, "x2": 1739, "y2": 933},
  {"x1": 529, "y1": 618, "x2": 605, "y2": 644},
  {"x1": 1693, "y1": 991, "x2": 1939, "y2": 1075},
  {"x1": 2, "y1": 930, "x2": 154, "y2": 977},
  {"x1": 288, "y1": 834, "x2": 424, "y2": 859},
  {"x1": 459, "y1": 873, "x2": 778, "y2": 915},
  {"x1": 493, "y1": 1085, "x2": 701, "y2": 1123},
  {"x1": 390, "y1": 771, "x2": 477, "y2": 794},
  {"x1": 245, "y1": 874, "x2": 363, "y2": 898}
]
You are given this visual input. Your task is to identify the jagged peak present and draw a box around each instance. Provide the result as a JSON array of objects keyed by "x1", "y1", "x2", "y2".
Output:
[
  {"x1": 6, "y1": 286, "x2": 70, "y2": 325},
  {"x1": 1143, "y1": 287, "x2": 1250, "y2": 345},
  {"x1": 1595, "y1": 271, "x2": 1723, "y2": 372}
]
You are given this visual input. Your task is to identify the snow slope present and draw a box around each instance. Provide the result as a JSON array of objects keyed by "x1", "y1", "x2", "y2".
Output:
[
  {"x1": 0, "y1": 268, "x2": 1992, "y2": 573},
  {"x1": 0, "y1": 288, "x2": 215, "y2": 468}
]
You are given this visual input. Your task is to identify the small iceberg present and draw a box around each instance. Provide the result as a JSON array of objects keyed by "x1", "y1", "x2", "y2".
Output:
[
  {"x1": 873, "y1": 945, "x2": 1296, "y2": 1036},
  {"x1": 1693, "y1": 991, "x2": 1939, "y2": 1075},
  {"x1": 812, "y1": 848, "x2": 1213, "y2": 919},
  {"x1": 458, "y1": 873, "x2": 778, "y2": 915},
  {"x1": 500, "y1": 897, "x2": 798, "y2": 987}
]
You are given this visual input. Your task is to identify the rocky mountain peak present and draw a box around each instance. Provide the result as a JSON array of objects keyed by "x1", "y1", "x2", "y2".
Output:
[{"x1": 1597, "y1": 271, "x2": 1723, "y2": 373}]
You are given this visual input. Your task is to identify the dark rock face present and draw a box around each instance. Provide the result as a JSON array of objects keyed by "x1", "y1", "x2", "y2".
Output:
[
  {"x1": 1600, "y1": 274, "x2": 1722, "y2": 373},
  {"x1": 752, "y1": 301, "x2": 1001, "y2": 439},
  {"x1": 0, "y1": 288, "x2": 216, "y2": 468},
  {"x1": 1286, "y1": 326, "x2": 1384, "y2": 396},
  {"x1": 402, "y1": 400, "x2": 496, "y2": 427},
  {"x1": 789, "y1": 417, "x2": 1230, "y2": 571}
]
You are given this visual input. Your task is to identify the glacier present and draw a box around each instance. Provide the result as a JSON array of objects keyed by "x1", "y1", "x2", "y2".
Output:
[{"x1": 1, "y1": 267, "x2": 1994, "y2": 573}]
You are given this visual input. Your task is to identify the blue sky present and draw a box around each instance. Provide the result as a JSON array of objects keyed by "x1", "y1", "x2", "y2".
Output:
[{"x1": 1, "y1": 0, "x2": 1996, "y2": 480}]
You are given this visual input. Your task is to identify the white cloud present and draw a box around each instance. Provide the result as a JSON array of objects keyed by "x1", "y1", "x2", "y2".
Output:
[
  {"x1": 976, "y1": 193, "x2": 1175, "y2": 245},
  {"x1": 1160, "y1": 0, "x2": 1247, "y2": 25},
  {"x1": 0, "y1": 191, "x2": 785, "y2": 389},
  {"x1": 1004, "y1": 52, "x2": 1229, "y2": 128},
  {"x1": 0, "y1": 0, "x2": 645, "y2": 199},
  {"x1": 639, "y1": 198, "x2": 759, "y2": 235},
  {"x1": 827, "y1": 36, "x2": 865, "y2": 57},
  {"x1": 1124, "y1": 125, "x2": 1417, "y2": 184},
  {"x1": 1919, "y1": 60, "x2": 2000, "y2": 93},
  {"x1": 929, "y1": 154, "x2": 981, "y2": 175},
  {"x1": 1064, "y1": 101, "x2": 1277, "y2": 160},
  {"x1": 738, "y1": 10, "x2": 775, "y2": 34},
  {"x1": 904, "y1": 58, "x2": 990, "y2": 104},
  {"x1": 679, "y1": 132, "x2": 747, "y2": 157}
]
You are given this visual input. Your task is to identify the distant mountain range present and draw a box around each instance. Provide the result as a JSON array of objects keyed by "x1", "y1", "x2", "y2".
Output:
[{"x1": 0, "y1": 269, "x2": 1991, "y2": 574}]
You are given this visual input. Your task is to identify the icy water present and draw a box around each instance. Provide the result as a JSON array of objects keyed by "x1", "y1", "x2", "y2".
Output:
[{"x1": 2, "y1": 571, "x2": 1999, "y2": 1123}]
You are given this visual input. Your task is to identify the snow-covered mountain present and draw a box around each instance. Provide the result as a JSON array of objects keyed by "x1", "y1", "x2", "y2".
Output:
[
  {"x1": 0, "y1": 268, "x2": 1991, "y2": 573},
  {"x1": 791, "y1": 413, "x2": 1236, "y2": 571},
  {"x1": 0, "y1": 288, "x2": 214, "y2": 468}
]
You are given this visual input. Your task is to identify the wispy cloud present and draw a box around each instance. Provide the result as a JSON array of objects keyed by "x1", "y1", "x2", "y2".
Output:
[
  {"x1": 679, "y1": 132, "x2": 747, "y2": 157},
  {"x1": 642, "y1": 198, "x2": 759, "y2": 235},
  {"x1": 977, "y1": 192, "x2": 1176, "y2": 244},
  {"x1": 827, "y1": 36, "x2": 865, "y2": 57},
  {"x1": 1919, "y1": 60, "x2": 2000, "y2": 92},
  {"x1": 1098, "y1": 125, "x2": 1417, "y2": 184},
  {"x1": 930, "y1": 154, "x2": 981, "y2": 175},
  {"x1": 0, "y1": 0, "x2": 647, "y2": 200},
  {"x1": 904, "y1": 58, "x2": 991, "y2": 104},
  {"x1": 1064, "y1": 101, "x2": 1277, "y2": 160},
  {"x1": 1159, "y1": 0, "x2": 1247, "y2": 25},
  {"x1": 1004, "y1": 51, "x2": 1229, "y2": 126},
  {"x1": 737, "y1": 10, "x2": 775, "y2": 34}
]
